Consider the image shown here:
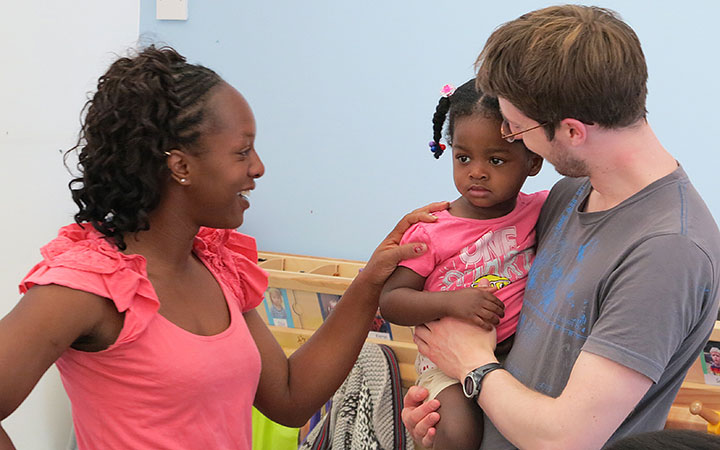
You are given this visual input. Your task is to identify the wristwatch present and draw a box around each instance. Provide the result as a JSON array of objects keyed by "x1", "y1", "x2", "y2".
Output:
[{"x1": 462, "y1": 362, "x2": 503, "y2": 400}]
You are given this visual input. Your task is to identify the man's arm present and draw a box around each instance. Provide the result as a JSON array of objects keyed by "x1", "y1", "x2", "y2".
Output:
[
  {"x1": 477, "y1": 350, "x2": 651, "y2": 449},
  {"x1": 411, "y1": 318, "x2": 652, "y2": 449}
]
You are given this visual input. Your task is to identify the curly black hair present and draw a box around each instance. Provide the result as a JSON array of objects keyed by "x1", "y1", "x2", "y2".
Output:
[
  {"x1": 65, "y1": 45, "x2": 223, "y2": 250},
  {"x1": 430, "y1": 79, "x2": 503, "y2": 159}
]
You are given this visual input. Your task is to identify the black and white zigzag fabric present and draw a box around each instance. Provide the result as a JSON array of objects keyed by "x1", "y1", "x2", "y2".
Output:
[{"x1": 300, "y1": 342, "x2": 413, "y2": 450}]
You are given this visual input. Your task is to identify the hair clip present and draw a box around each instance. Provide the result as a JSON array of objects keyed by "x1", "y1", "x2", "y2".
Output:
[
  {"x1": 440, "y1": 84, "x2": 456, "y2": 98},
  {"x1": 164, "y1": 151, "x2": 171, "y2": 156},
  {"x1": 428, "y1": 141, "x2": 447, "y2": 153}
]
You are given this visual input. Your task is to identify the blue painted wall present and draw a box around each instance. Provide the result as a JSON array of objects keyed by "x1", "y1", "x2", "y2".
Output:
[{"x1": 140, "y1": 0, "x2": 719, "y2": 260}]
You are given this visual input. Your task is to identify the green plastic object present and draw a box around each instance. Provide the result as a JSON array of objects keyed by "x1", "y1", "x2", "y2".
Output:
[{"x1": 252, "y1": 407, "x2": 300, "y2": 450}]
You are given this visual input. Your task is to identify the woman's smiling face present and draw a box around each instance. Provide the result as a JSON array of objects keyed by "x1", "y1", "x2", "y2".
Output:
[{"x1": 183, "y1": 83, "x2": 265, "y2": 229}]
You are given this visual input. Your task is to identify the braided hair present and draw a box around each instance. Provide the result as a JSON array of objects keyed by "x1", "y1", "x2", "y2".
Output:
[
  {"x1": 429, "y1": 79, "x2": 503, "y2": 159},
  {"x1": 65, "y1": 45, "x2": 223, "y2": 250}
]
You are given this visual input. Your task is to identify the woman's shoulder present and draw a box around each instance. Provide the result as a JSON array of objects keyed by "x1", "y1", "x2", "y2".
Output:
[
  {"x1": 34, "y1": 223, "x2": 146, "y2": 275},
  {"x1": 193, "y1": 227, "x2": 260, "y2": 263},
  {"x1": 20, "y1": 223, "x2": 159, "y2": 345},
  {"x1": 193, "y1": 228, "x2": 268, "y2": 311}
]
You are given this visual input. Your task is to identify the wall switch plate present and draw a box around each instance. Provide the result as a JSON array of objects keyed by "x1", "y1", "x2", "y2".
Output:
[{"x1": 157, "y1": 0, "x2": 188, "y2": 21}]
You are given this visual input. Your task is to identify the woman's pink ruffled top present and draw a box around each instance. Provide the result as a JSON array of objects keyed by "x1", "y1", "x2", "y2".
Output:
[{"x1": 19, "y1": 224, "x2": 268, "y2": 450}]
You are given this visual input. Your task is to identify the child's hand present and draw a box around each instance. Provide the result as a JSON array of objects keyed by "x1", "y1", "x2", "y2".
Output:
[{"x1": 444, "y1": 287, "x2": 505, "y2": 330}]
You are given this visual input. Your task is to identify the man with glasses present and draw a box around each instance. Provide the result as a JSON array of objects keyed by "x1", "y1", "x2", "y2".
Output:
[{"x1": 403, "y1": 5, "x2": 720, "y2": 449}]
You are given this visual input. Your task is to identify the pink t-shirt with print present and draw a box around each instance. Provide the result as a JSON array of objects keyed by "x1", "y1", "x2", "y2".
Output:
[{"x1": 399, "y1": 191, "x2": 548, "y2": 373}]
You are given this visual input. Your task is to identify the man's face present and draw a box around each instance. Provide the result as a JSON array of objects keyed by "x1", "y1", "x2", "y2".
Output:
[{"x1": 497, "y1": 98, "x2": 589, "y2": 177}]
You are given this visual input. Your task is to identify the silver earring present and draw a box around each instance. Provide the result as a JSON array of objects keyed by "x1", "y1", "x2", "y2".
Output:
[{"x1": 180, "y1": 178, "x2": 187, "y2": 183}]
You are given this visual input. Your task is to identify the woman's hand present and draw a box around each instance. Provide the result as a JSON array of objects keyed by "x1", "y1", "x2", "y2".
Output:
[{"x1": 361, "y1": 201, "x2": 449, "y2": 286}]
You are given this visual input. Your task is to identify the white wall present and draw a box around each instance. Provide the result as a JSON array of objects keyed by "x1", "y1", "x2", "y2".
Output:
[{"x1": 0, "y1": 1, "x2": 139, "y2": 448}]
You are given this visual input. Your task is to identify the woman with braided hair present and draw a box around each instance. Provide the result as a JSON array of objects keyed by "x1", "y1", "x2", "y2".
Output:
[{"x1": 0, "y1": 46, "x2": 445, "y2": 449}]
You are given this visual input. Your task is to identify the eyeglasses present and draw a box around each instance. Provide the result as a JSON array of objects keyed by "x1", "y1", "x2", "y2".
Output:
[{"x1": 500, "y1": 119, "x2": 547, "y2": 143}]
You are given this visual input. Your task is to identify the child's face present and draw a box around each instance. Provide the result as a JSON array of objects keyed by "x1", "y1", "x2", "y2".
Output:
[
  {"x1": 712, "y1": 352, "x2": 720, "y2": 365},
  {"x1": 451, "y1": 115, "x2": 542, "y2": 219},
  {"x1": 269, "y1": 290, "x2": 283, "y2": 308}
]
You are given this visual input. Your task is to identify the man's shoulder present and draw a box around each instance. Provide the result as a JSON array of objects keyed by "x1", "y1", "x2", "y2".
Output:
[
  {"x1": 628, "y1": 167, "x2": 719, "y2": 260},
  {"x1": 535, "y1": 177, "x2": 588, "y2": 231},
  {"x1": 551, "y1": 176, "x2": 587, "y2": 193},
  {"x1": 541, "y1": 177, "x2": 589, "y2": 210}
]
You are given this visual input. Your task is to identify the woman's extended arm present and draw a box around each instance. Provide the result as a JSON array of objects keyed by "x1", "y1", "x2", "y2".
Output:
[{"x1": 248, "y1": 202, "x2": 447, "y2": 426}]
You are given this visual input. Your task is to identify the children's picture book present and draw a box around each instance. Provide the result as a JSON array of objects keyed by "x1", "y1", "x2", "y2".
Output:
[
  {"x1": 317, "y1": 292, "x2": 392, "y2": 340},
  {"x1": 317, "y1": 293, "x2": 341, "y2": 320},
  {"x1": 263, "y1": 287, "x2": 294, "y2": 328},
  {"x1": 368, "y1": 311, "x2": 393, "y2": 341},
  {"x1": 700, "y1": 340, "x2": 720, "y2": 385}
]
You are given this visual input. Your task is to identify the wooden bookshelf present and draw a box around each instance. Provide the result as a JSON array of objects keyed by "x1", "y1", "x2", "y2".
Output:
[{"x1": 665, "y1": 321, "x2": 720, "y2": 431}]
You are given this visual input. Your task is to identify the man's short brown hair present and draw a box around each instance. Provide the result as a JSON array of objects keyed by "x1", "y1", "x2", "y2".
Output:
[{"x1": 476, "y1": 5, "x2": 648, "y2": 137}]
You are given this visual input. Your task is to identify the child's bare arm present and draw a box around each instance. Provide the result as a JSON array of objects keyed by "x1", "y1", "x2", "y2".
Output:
[
  {"x1": 379, "y1": 267, "x2": 505, "y2": 328},
  {"x1": 380, "y1": 267, "x2": 445, "y2": 326}
]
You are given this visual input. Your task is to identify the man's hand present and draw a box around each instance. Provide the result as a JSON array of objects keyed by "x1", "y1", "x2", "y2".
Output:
[
  {"x1": 401, "y1": 386, "x2": 440, "y2": 448},
  {"x1": 444, "y1": 287, "x2": 504, "y2": 330},
  {"x1": 414, "y1": 317, "x2": 498, "y2": 380}
]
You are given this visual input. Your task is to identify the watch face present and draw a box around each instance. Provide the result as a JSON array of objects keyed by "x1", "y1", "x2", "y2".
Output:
[{"x1": 463, "y1": 375, "x2": 474, "y2": 397}]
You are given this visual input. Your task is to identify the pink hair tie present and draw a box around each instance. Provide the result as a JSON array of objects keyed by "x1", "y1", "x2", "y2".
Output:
[{"x1": 440, "y1": 84, "x2": 456, "y2": 97}]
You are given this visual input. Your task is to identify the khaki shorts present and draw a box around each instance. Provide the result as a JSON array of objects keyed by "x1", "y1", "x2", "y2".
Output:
[{"x1": 416, "y1": 367, "x2": 459, "y2": 401}]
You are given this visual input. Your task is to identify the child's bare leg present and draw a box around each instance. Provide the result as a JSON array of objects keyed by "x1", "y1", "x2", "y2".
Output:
[{"x1": 432, "y1": 383, "x2": 484, "y2": 450}]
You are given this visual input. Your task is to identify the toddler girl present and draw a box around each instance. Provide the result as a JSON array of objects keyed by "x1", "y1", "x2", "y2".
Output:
[{"x1": 380, "y1": 79, "x2": 546, "y2": 449}]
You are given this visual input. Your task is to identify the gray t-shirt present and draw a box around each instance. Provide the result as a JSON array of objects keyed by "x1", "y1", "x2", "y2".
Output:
[{"x1": 481, "y1": 166, "x2": 720, "y2": 449}]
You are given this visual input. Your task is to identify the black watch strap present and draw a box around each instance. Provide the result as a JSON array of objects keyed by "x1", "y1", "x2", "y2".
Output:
[{"x1": 463, "y1": 362, "x2": 503, "y2": 400}]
